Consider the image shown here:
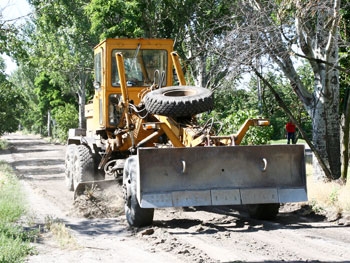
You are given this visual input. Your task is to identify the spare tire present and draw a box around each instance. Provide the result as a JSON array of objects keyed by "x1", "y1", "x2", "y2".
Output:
[{"x1": 144, "y1": 86, "x2": 213, "y2": 117}]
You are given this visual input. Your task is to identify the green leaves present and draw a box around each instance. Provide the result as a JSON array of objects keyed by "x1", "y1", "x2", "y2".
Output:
[
  {"x1": 0, "y1": 80, "x2": 26, "y2": 136},
  {"x1": 52, "y1": 104, "x2": 78, "y2": 142},
  {"x1": 86, "y1": 0, "x2": 144, "y2": 39},
  {"x1": 31, "y1": 72, "x2": 78, "y2": 140}
]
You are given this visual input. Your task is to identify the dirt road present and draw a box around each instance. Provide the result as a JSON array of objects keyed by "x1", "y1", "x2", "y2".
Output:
[{"x1": 1, "y1": 133, "x2": 350, "y2": 263}]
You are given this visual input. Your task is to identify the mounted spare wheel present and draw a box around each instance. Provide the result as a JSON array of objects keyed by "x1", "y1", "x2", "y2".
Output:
[{"x1": 144, "y1": 86, "x2": 213, "y2": 117}]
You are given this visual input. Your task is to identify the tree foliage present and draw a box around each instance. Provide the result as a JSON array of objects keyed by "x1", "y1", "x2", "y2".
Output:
[
  {"x1": 52, "y1": 104, "x2": 78, "y2": 142},
  {"x1": 0, "y1": 58, "x2": 26, "y2": 135},
  {"x1": 0, "y1": 4, "x2": 28, "y2": 60},
  {"x1": 31, "y1": 72, "x2": 77, "y2": 138},
  {"x1": 2, "y1": 0, "x2": 349, "y2": 181},
  {"x1": 86, "y1": 0, "x2": 144, "y2": 39},
  {"x1": 28, "y1": 0, "x2": 97, "y2": 129},
  {"x1": 199, "y1": 0, "x2": 342, "y2": 180}
]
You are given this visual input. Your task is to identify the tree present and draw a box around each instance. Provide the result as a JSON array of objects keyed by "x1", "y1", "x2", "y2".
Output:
[
  {"x1": 295, "y1": 0, "x2": 341, "y2": 180},
  {"x1": 255, "y1": 67, "x2": 313, "y2": 141},
  {"x1": 34, "y1": 73, "x2": 69, "y2": 136},
  {"x1": 86, "y1": 0, "x2": 232, "y2": 88},
  {"x1": 205, "y1": 85, "x2": 273, "y2": 145},
  {"x1": 52, "y1": 103, "x2": 78, "y2": 142},
  {"x1": 85, "y1": 0, "x2": 144, "y2": 39},
  {"x1": 204, "y1": 0, "x2": 342, "y2": 180},
  {"x1": 0, "y1": 57, "x2": 26, "y2": 135},
  {"x1": 4, "y1": 0, "x2": 345, "y2": 181},
  {"x1": 0, "y1": 3, "x2": 28, "y2": 60},
  {"x1": 339, "y1": 1, "x2": 350, "y2": 181},
  {"x1": 28, "y1": 0, "x2": 98, "y2": 129},
  {"x1": 86, "y1": 0, "x2": 199, "y2": 40}
]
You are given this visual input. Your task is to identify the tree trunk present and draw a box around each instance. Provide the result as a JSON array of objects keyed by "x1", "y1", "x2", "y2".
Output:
[
  {"x1": 310, "y1": 1, "x2": 341, "y2": 180},
  {"x1": 47, "y1": 110, "x2": 51, "y2": 137},
  {"x1": 78, "y1": 89, "x2": 85, "y2": 129},
  {"x1": 294, "y1": 0, "x2": 341, "y2": 180},
  {"x1": 207, "y1": 0, "x2": 342, "y2": 179},
  {"x1": 194, "y1": 55, "x2": 207, "y2": 88},
  {"x1": 311, "y1": 70, "x2": 341, "y2": 180},
  {"x1": 72, "y1": 70, "x2": 89, "y2": 130},
  {"x1": 341, "y1": 90, "x2": 350, "y2": 181}
]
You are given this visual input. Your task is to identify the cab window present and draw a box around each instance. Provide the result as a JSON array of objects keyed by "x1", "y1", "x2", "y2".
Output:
[
  {"x1": 111, "y1": 49, "x2": 167, "y2": 87},
  {"x1": 94, "y1": 52, "x2": 102, "y2": 83}
]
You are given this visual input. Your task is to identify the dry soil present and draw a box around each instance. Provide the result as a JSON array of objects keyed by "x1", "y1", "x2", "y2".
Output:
[{"x1": 1, "y1": 133, "x2": 350, "y2": 263}]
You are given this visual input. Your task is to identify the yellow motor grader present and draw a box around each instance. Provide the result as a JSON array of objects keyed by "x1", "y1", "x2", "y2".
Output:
[{"x1": 65, "y1": 38, "x2": 307, "y2": 227}]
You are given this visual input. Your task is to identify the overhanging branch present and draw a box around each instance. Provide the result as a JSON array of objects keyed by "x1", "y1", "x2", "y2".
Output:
[
  {"x1": 294, "y1": 51, "x2": 348, "y2": 74},
  {"x1": 253, "y1": 67, "x2": 333, "y2": 179}
]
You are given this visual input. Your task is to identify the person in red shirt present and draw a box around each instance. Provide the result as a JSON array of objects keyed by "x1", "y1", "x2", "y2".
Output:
[{"x1": 285, "y1": 120, "x2": 296, "y2": 144}]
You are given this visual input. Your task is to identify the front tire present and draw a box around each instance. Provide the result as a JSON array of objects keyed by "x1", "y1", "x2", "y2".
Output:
[
  {"x1": 123, "y1": 156, "x2": 154, "y2": 227},
  {"x1": 72, "y1": 144, "x2": 95, "y2": 190},
  {"x1": 246, "y1": 203, "x2": 280, "y2": 220},
  {"x1": 64, "y1": 144, "x2": 76, "y2": 191}
]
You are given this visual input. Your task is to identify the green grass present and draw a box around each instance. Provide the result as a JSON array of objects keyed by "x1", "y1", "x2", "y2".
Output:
[
  {"x1": 0, "y1": 161, "x2": 36, "y2": 263},
  {"x1": 269, "y1": 138, "x2": 307, "y2": 145},
  {"x1": 0, "y1": 139, "x2": 8, "y2": 150}
]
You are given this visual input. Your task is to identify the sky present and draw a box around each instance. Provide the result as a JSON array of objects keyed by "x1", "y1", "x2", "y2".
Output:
[{"x1": 1, "y1": 0, "x2": 31, "y2": 75}]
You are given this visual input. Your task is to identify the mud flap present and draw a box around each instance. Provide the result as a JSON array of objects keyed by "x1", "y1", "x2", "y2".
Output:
[{"x1": 136, "y1": 145, "x2": 307, "y2": 208}]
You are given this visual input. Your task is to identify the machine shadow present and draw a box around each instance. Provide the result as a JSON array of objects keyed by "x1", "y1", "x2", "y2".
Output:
[{"x1": 152, "y1": 204, "x2": 336, "y2": 234}]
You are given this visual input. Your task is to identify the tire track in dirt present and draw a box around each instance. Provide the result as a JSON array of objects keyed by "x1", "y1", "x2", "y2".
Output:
[{"x1": 1, "y1": 133, "x2": 350, "y2": 263}]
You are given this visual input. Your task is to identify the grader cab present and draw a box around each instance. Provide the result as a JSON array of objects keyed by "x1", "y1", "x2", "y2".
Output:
[{"x1": 65, "y1": 38, "x2": 307, "y2": 227}]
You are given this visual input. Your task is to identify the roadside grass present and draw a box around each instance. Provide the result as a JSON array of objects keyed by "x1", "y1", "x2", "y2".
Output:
[
  {"x1": 0, "y1": 161, "x2": 37, "y2": 263},
  {"x1": 0, "y1": 139, "x2": 8, "y2": 150},
  {"x1": 270, "y1": 139, "x2": 350, "y2": 215},
  {"x1": 1, "y1": 138, "x2": 77, "y2": 253},
  {"x1": 269, "y1": 138, "x2": 307, "y2": 145},
  {"x1": 306, "y1": 162, "x2": 350, "y2": 215},
  {"x1": 44, "y1": 216, "x2": 78, "y2": 249}
]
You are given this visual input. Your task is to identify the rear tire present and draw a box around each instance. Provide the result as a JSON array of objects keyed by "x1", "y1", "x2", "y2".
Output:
[
  {"x1": 72, "y1": 144, "x2": 95, "y2": 190},
  {"x1": 246, "y1": 203, "x2": 280, "y2": 220},
  {"x1": 123, "y1": 156, "x2": 154, "y2": 227},
  {"x1": 64, "y1": 144, "x2": 76, "y2": 191}
]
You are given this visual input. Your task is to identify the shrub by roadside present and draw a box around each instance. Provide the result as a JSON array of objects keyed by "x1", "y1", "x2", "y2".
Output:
[
  {"x1": 306, "y1": 163, "x2": 350, "y2": 223},
  {"x1": 307, "y1": 176, "x2": 350, "y2": 221},
  {"x1": 0, "y1": 139, "x2": 8, "y2": 150},
  {"x1": 0, "y1": 161, "x2": 36, "y2": 263}
]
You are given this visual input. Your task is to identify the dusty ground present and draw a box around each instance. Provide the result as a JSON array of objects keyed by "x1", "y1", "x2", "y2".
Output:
[{"x1": 1, "y1": 132, "x2": 350, "y2": 263}]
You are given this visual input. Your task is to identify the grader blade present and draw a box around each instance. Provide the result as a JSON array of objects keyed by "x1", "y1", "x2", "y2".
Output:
[
  {"x1": 74, "y1": 179, "x2": 119, "y2": 199},
  {"x1": 136, "y1": 144, "x2": 307, "y2": 208}
]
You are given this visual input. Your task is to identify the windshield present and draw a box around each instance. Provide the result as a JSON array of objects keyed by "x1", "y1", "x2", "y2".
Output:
[
  {"x1": 112, "y1": 49, "x2": 167, "y2": 87},
  {"x1": 94, "y1": 52, "x2": 102, "y2": 83}
]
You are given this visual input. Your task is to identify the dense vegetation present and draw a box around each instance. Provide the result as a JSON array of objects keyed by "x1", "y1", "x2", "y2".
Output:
[
  {"x1": 0, "y1": 161, "x2": 36, "y2": 262},
  {"x1": 0, "y1": 0, "x2": 349, "y2": 181}
]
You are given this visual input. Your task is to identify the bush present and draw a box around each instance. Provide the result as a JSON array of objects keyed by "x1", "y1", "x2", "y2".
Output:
[
  {"x1": 206, "y1": 109, "x2": 272, "y2": 145},
  {"x1": 0, "y1": 140, "x2": 8, "y2": 150},
  {"x1": 228, "y1": 110, "x2": 272, "y2": 145},
  {"x1": 52, "y1": 104, "x2": 79, "y2": 142},
  {"x1": 0, "y1": 82, "x2": 26, "y2": 136}
]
